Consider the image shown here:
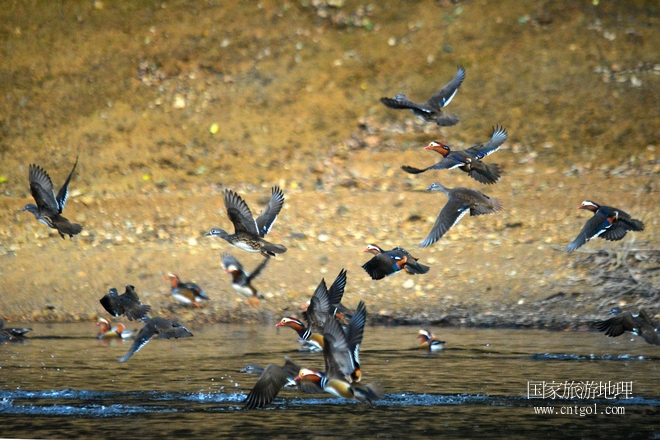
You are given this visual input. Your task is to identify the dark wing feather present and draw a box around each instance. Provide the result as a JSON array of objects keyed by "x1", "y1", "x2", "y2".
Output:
[
  {"x1": 468, "y1": 192, "x2": 503, "y2": 216},
  {"x1": 244, "y1": 364, "x2": 291, "y2": 409},
  {"x1": 465, "y1": 125, "x2": 508, "y2": 159},
  {"x1": 224, "y1": 189, "x2": 259, "y2": 235},
  {"x1": 29, "y1": 164, "x2": 59, "y2": 214},
  {"x1": 346, "y1": 301, "x2": 367, "y2": 370},
  {"x1": 323, "y1": 316, "x2": 354, "y2": 379},
  {"x1": 566, "y1": 213, "x2": 610, "y2": 252},
  {"x1": 120, "y1": 285, "x2": 151, "y2": 321},
  {"x1": 255, "y1": 186, "x2": 285, "y2": 237},
  {"x1": 100, "y1": 290, "x2": 122, "y2": 317},
  {"x1": 362, "y1": 255, "x2": 392, "y2": 280},
  {"x1": 468, "y1": 163, "x2": 501, "y2": 185},
  {"x1": 119, "y1": 321, "x2": 157, "y2": 363},
  {"x1": 55, "y1": 156, "x2": 78, "y2": 213},
  {"x1": 420, "y1": 197, "x2": 469, "y2": 247},
  {"x1": 327, "y1": 269, "x2": 348, "y2": 307},
  {"x1": 594, "y1": 312, "x2": 636, "y2": 337},
  {"x1": 401, "y1": 165, "x2": 430, "y2": 175},
  {"x1": 427, "y1": 66, "x2": 466, "y2": 109},
  {"x1": 380, "y1": 96, "x2": 429, "y2": 113},
  {"x1": 246, "y1": 256, "x2": 270, "y2": 283},
  {"x1": 152, "y1": 317, "x2": 193, "y2": 339},
  {"x1": 306, "y1": 279, "x2": 330, "y2": 333}
]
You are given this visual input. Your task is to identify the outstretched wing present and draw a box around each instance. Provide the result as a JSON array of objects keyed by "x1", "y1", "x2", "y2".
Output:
[
  {"x1": 566, "y1": 213, "x2": 611, "y2": 252},
  {"x1": 327, "y1": 269, "x2": 348, "y2": 307},
  {"x1": 152, "y1": 318, "x2": 193, "y2": 339},
  {"x1": 222, "y1": 253, "x2": 246, "y2": 274},
  {"x1": 305, "y1": 279, "x2": 330, "y2": 333},
  {"x1": 247, "y1": 256, "x2": 270, "y2": 282},
  {"x1": 29, "y1": 164, "x2": 59, "y2": 214},
  {"x1": 119, "y1": 321, "x2": 156, "y2": 362},
  {"x1": 420, "y1": 197, "x2": 469, "y2": 247},
  {"x1": 380, "y1": 95, "x2": 430, "y2": 113},
  {"x1": 224, "y1": 189, "x2": 259, "y2": 235},
  {"x1": 594, "y1": 312, "x2": 636, "y2": 337},
  {"x1": 255, "y1": 186, "x2": 285, "y2": 237},
  {"x1": 427, "y1": 66, "x2": 466, "y2": 109},
  {"x1": 465, "y1": 126, "x2": 507, "y2": 159},
  {"x1": 243, "y1": 364, "x2": 291, "y2": 409},
  {"x1": 55, "y1": 156, "x2": 79, "y2": 213}
]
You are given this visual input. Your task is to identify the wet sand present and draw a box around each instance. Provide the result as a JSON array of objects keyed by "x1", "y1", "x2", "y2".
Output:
[{"x1": 0, "y1": 0, "x2": 659, "y2": 326}]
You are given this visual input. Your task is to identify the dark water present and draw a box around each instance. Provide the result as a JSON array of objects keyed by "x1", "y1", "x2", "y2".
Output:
[{"x1": 1, "y1": 324, "x2": 660, "y2": 438}]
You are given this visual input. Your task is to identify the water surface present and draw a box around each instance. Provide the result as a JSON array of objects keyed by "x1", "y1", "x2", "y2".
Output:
[{"x1": 1, "y1": 324, "x2": 659, "y2": 438}]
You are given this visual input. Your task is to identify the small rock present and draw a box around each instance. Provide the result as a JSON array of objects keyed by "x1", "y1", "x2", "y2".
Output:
[
  {"x1": 318, "y1": 234, "x2": 329, "y2": 242},
  {"x1": 402, "y1": 279, "x2": 415, "y2": 289}
]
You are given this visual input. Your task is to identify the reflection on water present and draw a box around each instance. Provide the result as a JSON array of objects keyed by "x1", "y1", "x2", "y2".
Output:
[{"x1": 1, "y1": 324, "x2": 659, "y2": 437}]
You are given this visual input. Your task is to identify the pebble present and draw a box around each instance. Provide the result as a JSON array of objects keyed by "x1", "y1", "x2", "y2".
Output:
[
  {"x1": 402, "y1": 279, "x2": 415, "y2": 289},
  {"x1": 318, "y1": 234, "x2": 329, "y2": 242}
]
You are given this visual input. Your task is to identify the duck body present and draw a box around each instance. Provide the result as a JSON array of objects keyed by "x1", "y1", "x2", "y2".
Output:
[
  {"x1": 222, "y1": 253, "x2": 270, "y2": 305},
  {"x1": 566, "y1": 201, "x2": 644, "y2": 252},
  {"x1": 401, "y1": 126, "x2": 507, "y2": 185},
  {"x1": 421, "y1": 182, "x2": 503, "y2": 247},
  {"x1": 96, "y1": 317, "x2": 134, "y2": 339},
  {"x1": 594, "y1": 307, "x2": 660, "y2": 346},
  {"x1": 166, "y1": 273, "x2": 209, "y2": 307},
  {"x1": 205, "y1": 186, "x2": 287, "y2": 257},
  {"x1": 362, "y1": 244, "x2": 430, "y2": 280},
  {"x1": 276, "y1": 317, "x2": 324, "y2": 352},
  {"x1": 22, "y1": 157, "x2": 83, "y2": 239},
  {"x1": 417, "y1": 329, "x2": 445, "y2": 351},
  {"x1": 99, "y1": 285, "x2": 151, "y2": 321},
  {"x1": 0, "y1": 318, "x2": 32, "y2": 343},
  {"x1": 380, "y1": 66, "x2": 466, "y2": 126}
]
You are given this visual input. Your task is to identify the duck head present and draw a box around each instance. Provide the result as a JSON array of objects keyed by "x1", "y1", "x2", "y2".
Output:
[
  {"x1": 425, "y1": 141, "x2": 451, "y2": 157},
  {"x1": 363, "y1": 244, "x2": 383, "y2": 255}
]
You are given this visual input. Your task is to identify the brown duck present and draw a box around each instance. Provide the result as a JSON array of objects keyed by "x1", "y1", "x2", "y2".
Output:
[{"x1": 421, "y1": 182, "x2": 503, "y2": 247}]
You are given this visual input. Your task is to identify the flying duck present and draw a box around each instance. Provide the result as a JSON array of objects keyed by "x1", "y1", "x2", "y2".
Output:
[
  {"x1": 99, "y1": 285, "x2": 151, "y2": 321},
  {"x1": 205, "y1": 186, "x2": 287, "y2": 257},
  {"x1": 566, "y1": 201, "x2": 644, "y2": 252},
  {"x1": 22, "y1": 157, "x2": 83, "y2": 239},
  {"x1": 118, "y1": 316, "x2": 193, "y2": 363},
  {"x1": 380, "y1": 66, "x2": 466, "y2": 126},
  {"x1": 594, "y1": 307, "x2": 660, "y2": 346},
  {"x1": 221, "y1": 253, "x2": 270, "y2": 306},
  {"x1": 362, "y1": 244, "x2": 430, "y2": 280},
  {"x1": 401, "y1": 125, "x2": 508, "y2": 184},
  {"x1": 421, "y1": 182, "x2": 503, "y2": 247},
  {"x1": 166, "y1": 273, "x2": 209, "y2": 307}
]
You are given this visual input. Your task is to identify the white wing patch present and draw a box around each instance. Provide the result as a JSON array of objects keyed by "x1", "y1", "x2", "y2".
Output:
[{"x1": 451, "y1": 208, "x2": 470, "y2": 228}]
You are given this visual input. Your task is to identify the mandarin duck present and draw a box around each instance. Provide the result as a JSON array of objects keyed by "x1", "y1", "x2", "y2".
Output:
[
  {"x1": 595, "y1": 307, "x2": 660, "y2": 346},
  {"x1": 99, "y1": 285, "x2": 151, "y2": 321},
  {"x1": 380, "y1": 66, "x2": 465, "y2": 126},
  {"x1": 205, "y1": 186, "x2": 287, "y2": 257},
  {"x1": 417, "y1": 329, "x2": 445, "y2": 351},
  {"x1": 166, "y1": 273, "x2": 209, "y2": 307},
  {"x1": 361, "y1": 244, "x2": 430, "y2": 280},
  {"x1": 221, "y1": 253, "x2": 270, "y2": 306},
  {"x1": 421, "y1": 182, "x2": 503, "y2": 247},
  {"x1": 294, "y1": 302, "x2": 383, "y2": 404},
  {"x1": 566, "y1": 201, "x2": 644, "y2": 252},
  {"x1": 22, "y1": 157, "x2": 82, "y2": 239},
  {"x1": 242, "y1": 356, "x2": 323, "y2": 409},
  {"x1": 96, "y1": 317, "x2": 134, "y2": 339},
  {"x1": 119, "y1": 316, "x2": 193, "y2": 363},
  {"x1": 402, "y1": 126, "x2": 508, "y2": 184}
]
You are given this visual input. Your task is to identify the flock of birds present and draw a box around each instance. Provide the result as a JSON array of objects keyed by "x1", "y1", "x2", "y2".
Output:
[{"x1": 3, "y1": 66, "x2": 657, "y2": 410}]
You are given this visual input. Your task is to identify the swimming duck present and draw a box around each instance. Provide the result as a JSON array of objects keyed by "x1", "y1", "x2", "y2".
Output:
[
  {"x1": 166, "y1": 273, "x2": 209, "y2": 307},
  {"x1": 566, "y1": 201, "x2": 644, "y2": 252},
  {"x1": 417, "y1": 329, "x2": 445, "y2": 351},
  {"x1": 380, "y1": 66, "x2": 465, "y2": 126},
  {"x1": 594, "y1": 307, "x2": 660, "y2": 346},
  {"x1": 99, "y1": 285, "x2": 151, "y2": 321},
  {"x1": 96, "y1": 317, "x2": 134, "y2": 339},
  {"x1": 221, "y1": 253, "x2": 270, "y2": 306},
  {"x1": 205, "y1": 186, "x2": 287, "y2": 257},
  {"x1": 421, "y1": 182, "x2": 503, "y2": 247},
  {"x1": 294, "y1": 302, "x2": 383, "y2": 404},
  {"x1": 119, "y1": 316, "x2": 193, "y2": 363},
  {"x1": 0, "y1": 318, "x2": 32, "y2": 343},
  {"x1": 361, "y1": 244, "x2": 430, "y2": 280},
  {"x1": 21, "y1": 157, "x2": 83, "y2": 239},
  {"x1": 401, "y1": 126, "x2": 508, "y2": 185},
  {"x1": 243, "y1": 357, "x2": 323, "y2": 409}
]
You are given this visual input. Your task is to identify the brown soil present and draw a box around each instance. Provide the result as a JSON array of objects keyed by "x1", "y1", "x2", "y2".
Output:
[{"x1": 1, "y1": 0, "x2": 659, "y2": 328}]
